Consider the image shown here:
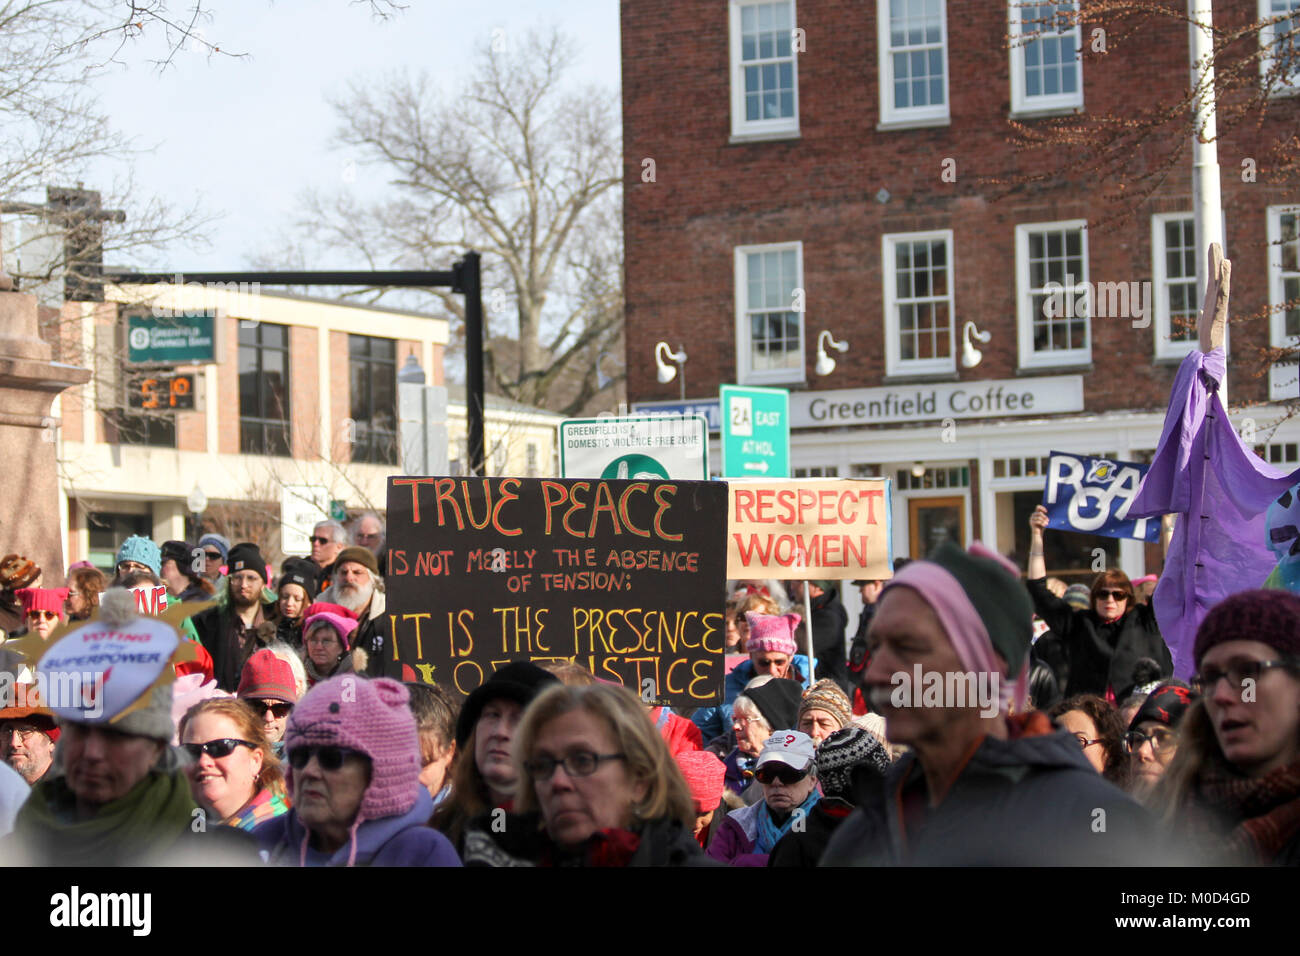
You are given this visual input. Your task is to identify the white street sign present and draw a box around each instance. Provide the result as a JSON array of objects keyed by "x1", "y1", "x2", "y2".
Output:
[{"x1": 560, "y1": 415, "x2": 709, "y2": 480}]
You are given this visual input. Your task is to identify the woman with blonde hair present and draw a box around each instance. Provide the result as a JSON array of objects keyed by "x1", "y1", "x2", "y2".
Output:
[
  {"x1": 179, "y1": 697, "x2": 289, "y2": 831},
  {"x1": 460, "y1": 682, "x2": 709, "y2": 866}
]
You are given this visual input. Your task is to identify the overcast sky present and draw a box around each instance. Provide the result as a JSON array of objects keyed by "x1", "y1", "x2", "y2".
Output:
[{"x1": 88, "y1": 0, "x2": 621, "y2": 270}]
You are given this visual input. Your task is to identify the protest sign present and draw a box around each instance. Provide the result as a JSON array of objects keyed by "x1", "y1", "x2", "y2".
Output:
[
  {"x1": 384, "y1": 476, "x2": 728, "y2": 705},
  {"x1": 726, "y1": 479, "x2": 893, "y2": 580},
  {"x1": 1042, "y1": 451, "x2": 1159, "y2": 542}
]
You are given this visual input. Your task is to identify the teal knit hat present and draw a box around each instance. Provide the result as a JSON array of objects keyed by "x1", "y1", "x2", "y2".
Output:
[{"x1": 116, "y1": 535, "x2": 161, "y2": 576}]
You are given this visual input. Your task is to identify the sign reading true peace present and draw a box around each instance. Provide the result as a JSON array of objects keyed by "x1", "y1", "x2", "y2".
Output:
[{"x1": 384, "y1": 476, "x2": 727, "y2": 705}]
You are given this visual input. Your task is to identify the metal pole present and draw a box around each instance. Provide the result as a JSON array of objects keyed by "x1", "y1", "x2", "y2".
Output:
[
  {"x1": 1188, "y1": 0, "x2": 1226, "y2": 395},
  {"x1": 457, "y1": 252, "x2": 486, "y2": 477},
  {"x1": 802, "y1": 584, "x2": 814, "y2": 690}
]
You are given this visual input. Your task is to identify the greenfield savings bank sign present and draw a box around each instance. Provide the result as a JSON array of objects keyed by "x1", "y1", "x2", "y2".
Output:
[
  {"x1": 790, "y1": 376, "x2": 1084, "y2": 427},
  {"x1": 126, "y1": 311, "x2": 217, "y2": 365}
]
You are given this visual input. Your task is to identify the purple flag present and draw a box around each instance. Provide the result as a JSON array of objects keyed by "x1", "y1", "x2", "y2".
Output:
[{"x1": 1129, "y1": 348, "x2": 1300, "y2": 678}]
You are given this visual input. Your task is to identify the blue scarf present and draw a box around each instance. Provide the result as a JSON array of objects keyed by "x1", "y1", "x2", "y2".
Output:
[{"x1": 756, "y1": 789, "x2": 821, "y2": 854}]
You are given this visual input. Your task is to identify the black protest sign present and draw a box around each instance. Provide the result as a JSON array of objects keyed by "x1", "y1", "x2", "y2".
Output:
[{"x1": 384, "y1": 476, "x2": 728, "y2": 705}]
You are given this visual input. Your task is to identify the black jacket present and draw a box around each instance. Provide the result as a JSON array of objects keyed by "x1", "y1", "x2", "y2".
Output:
[
  {"x1": 807, "y1": 587, "x2": 850, "y2": 694},
  {"x1": 768, "y1": 800, "x2": 855, "y2": 867},
  {"x1": 819, "y1": 721, "x2": 1161, "y2": 866},
  {"x1": 1026, "y1": 577, "x2": 1172, "y2": 700},
  {"x1": 188, "y1": 591, "x2": 280, "y2": 692}
]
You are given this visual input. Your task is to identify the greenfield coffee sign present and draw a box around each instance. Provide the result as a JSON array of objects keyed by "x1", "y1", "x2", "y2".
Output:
[
  {"x1": 385, "y1": 476, "x2": 727, "y2": 705},
  {"x1": 126, "y1": 311, "x2": 218, "y2": 365}
]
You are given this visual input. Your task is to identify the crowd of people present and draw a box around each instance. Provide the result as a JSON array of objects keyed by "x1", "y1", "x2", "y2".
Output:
[{"x1": 1, "y1": 501, "x2": 1299, "y2": 868}]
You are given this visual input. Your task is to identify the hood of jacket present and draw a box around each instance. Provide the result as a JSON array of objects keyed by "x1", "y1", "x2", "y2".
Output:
[{"x1": 259, "y1": 785, "x2": 435, "y2": 866}]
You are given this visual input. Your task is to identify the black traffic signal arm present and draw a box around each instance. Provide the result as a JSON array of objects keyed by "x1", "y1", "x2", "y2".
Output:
[{"x1": 103, "y1": 254, "x2": 487, "y2": 476}]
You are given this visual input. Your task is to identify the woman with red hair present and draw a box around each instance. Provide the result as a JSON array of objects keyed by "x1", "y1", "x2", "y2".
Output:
[{"x1": 1026, "y1": 505, "x2": 1172, "y2": 702}]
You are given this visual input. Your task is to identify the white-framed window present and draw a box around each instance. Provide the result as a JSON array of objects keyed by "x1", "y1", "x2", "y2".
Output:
[
  {"x1": 883, "y1": 230, "x2": 955, "y2": 375},
  {"x1": 1015, "y1": 220, "x2": 1090, "y2": 369},
  {"x1": 1151, "y1": 213, "x2": 1199, "y2": 360},
  {"x1": 1268, "y1": 205, "x2": 1300, "y2": 400},
  {"x1": 1261, "y1": 0, "x2": 1300, "y2": 96},
  {"x1": 735, "y1": 242, "x2": 805, "y2": 384},
  {"x1": 878, "y1": 0, "x2": 949, "y2": 127},
  {"x1": 729, "y1": 0, "x2": 800, "y2": 141},
  {"x1": 1008, "y1": 1, "x2": 1083, "y2": 114}
]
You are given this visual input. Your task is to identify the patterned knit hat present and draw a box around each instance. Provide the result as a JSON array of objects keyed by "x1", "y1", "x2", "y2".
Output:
[
  {"x1": 303, "y1": 602, "x2": 359, "y2": 651},
  {"x1": 744, "y1": 611, "x2": 801, "y2": 656},
  {"x1": 1128, "y1": 680, "x2": 1197, "y2": 732},
  {"x1": 674, "y1": 749, "x2": 725, "y2": 813},
  {"x1": 815, "y1": 725, "x2": 891, "y2": 802},
  {"x1": 237, "y1": 648, "x2": 299, "y2": 704},
  {"x1": 1193, "y1": 589, "x2": 1300, "y2": 667},
  {"x1": 16, "y1": 587, "x2": 68, "y2": 619},
  {"x1": 115, "y1": 536, "x2": 161, "y2": 576},
  {"x1": 284, "y1": 676, "x2": 421, "y2": 835},
  {"x1": 1, "y1": 554, "x2": 41, "y2": 590},
  {"x1": 798, "y1": 679, "x2": 853, "y2": 731},
  {"x1": 1064, "y1": 584, "x2": 1092, "y2": 611}
]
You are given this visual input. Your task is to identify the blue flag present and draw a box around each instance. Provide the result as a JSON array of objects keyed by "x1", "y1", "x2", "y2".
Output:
[{"x1": 1042, "y1": 451, "x2": 1160, "y2": 542}]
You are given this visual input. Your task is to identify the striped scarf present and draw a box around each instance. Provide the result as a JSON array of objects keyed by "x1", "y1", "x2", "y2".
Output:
[{"x1": 227, "y1": 787, "x2": 290, "y2": 832}]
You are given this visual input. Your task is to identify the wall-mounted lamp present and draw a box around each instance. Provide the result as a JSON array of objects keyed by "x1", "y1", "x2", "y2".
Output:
[
  {"x1": 911, "y1": 462, "x2": 926, "y2": 479},
  {"x1": 815, "y1": 330, "x2": 849, "y2": 376},
  {"x1": 961, "y1": 321, "x2": 992, "y2": 369},
  {"x1": 655, "y1": 341, "x2": 687, "y2": 399}
]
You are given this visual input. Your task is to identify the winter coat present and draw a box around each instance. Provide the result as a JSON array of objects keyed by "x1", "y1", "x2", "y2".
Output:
[
  {"x1": 768, "y1": 800, "x2": 854, "y2": 868},
  {"x1": 706, "y1": 801, "x2": 771, "y2": 866},
  {"x1": 255, "y1": 786, "x2": 461, "y2": 867},
  {"x1": 185, "y1": 585, "x2": 281, "y2": 692},
  {"x1": 317, "y1": 584, "x2": 388, "y2": 678},
  {"x1": 460, "y1": 811, "x2": 716, "y2": 866},
  {"x1": 819, "y1": 717, "x2": 1160, "y2": 866},
  {"x1": 275, "y1": 615, "x2": 304, "y2": 651},
  {"x1": 1026, "y1": 577, "x2": 1172, "y2": 700},
  {"x1": 807, "y1": 587, "x2": 851, "y2": 694},
  {"x1": 691, "y1": 654, "x2": 815, "y2": 743}
]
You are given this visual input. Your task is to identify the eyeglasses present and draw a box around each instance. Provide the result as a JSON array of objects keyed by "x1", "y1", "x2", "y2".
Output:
[
  {"x1": 118, "y1": 561, "x2": 151, "y2": 575},
  {"x1": 183, "y1": 738, "x2": 256, "y2": 760},
  {"x1": 755, "y1": 764, "x2": 811, "y2": 785},
  {"x1": 355, "y1": 533, "x2": 380, "y2": 542},
  {"x1": 246, "y1": 699, "x2": 293, "y2": 718},
  {"x1": 753, "y1": 658, "x2": 789, "y2": 669},
  {"x1": 524, "y1": 751, "x2": 627, "y2": 781},
  {"x1": 203, "y1": 551, "x2": 223, "y2": 561},
  {"x1": 1190, "y1": 659, "x2": 1297, "y2": 695},
  {"x1": 287, "y1": 744, "x2": 367, "y2": 771},
  {"x1": 1123, "y1": 727, "x2": 1179, "y2": 755},
  {"x1": 732, "y1": 715, "x2": 763, "y2": 728},
  {"x1": 309, "y1": 536, "x2": 332, "y2": 545},
  {"x1": 26, "y1": 610, "x2": 58, "y2": 621},
  {"x1": 2, "y1": 724, "x2": 45, "y2": 741},
  {"x1": 1095, "y1": 589, "x2": 1129, "y2": 601},
  {"x1": 1072, "y1": 733, "x2": 1103, "y2": 750}
]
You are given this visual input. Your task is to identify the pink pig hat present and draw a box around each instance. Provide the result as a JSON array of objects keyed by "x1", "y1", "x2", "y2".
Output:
[{"x1": 744, "y1": 611, "x2": 801, "y2": 656}]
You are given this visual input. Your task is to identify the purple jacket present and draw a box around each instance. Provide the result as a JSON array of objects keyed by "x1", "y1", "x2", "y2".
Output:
[
  {"x1": 1130, "y1": 348, "x2": 1300, "y2": 677},
  {"x1": 254, "y1": 787, "x2": 461, "y2": 867},
  {"x1": 706, "y1": 801, "x2": 769, "y2": 867}
]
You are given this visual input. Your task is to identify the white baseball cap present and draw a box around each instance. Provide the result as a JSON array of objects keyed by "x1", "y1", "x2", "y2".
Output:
[{"x1": 755, "y1": 730, "x2": 816, "y2": 771}]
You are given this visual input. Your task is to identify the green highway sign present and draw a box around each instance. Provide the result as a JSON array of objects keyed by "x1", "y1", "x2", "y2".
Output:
[
  {"x1": 126, "y1": 310, "x2": 217, "y2": 365},
  {"x1": 721, "y1": 385, "x2": 790, "y2": 477}
]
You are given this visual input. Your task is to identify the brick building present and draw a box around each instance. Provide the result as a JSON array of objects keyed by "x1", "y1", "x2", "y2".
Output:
[{"x1": 622, "y1": 0, "x2": 1300, "y2": 583}]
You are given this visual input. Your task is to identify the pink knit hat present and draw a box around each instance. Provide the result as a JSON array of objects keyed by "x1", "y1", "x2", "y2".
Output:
[
  {"x1": 675, "y1": 749, "x2": 725, "y2": 813},
  {"x1": 16, "y1": 587, "x2": 68, "y2": 619},
  {"x1": 744, "y1": 611, "x2": 801, "y2": 656},
  {"x1": 284, "y1": 675, "x2": 421, "y2": 865},
  {"x1": 303, "y1": 602, "x2": 359, "y2": 650}
]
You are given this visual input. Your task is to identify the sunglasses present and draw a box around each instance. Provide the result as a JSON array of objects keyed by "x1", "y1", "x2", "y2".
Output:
[
  {"x1": 287, "y1": 744, "x2": 367, "y2": 771},
  {"x1": 755, "y1": 764, "x2": 810, "y2": 785},
  {"x1": 183, "y1": 738, "x2": 256, "y2": 760},
  {"x1": 1095, "y1": 589, "x2": 1129, "y2": 601},
  {"x1": 309, "y1": 536, "x2": 332, "y2": 545},
  {"x1": 247, "y1": 699, "x2": 293, "y2": 718},
  {"x1": 26, "y1": 610, "x2": 59, "y2": 621},
  {"x1": 203, "y1": 551, "x2": 223, "y2": 560}
]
